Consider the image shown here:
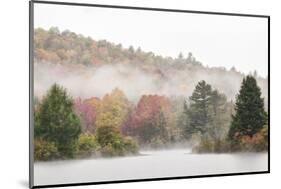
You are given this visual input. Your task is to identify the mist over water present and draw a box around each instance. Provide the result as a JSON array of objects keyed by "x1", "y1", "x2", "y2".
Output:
[
  {"x1": 34, "y1": 65, "x2": 269, "y2": 182},
  {"x1": 34, "y1": 149, "x2": 268, "y2": 186},
  {"x1": 32, "y1": 29, "x2": 269, "y2": 187}
]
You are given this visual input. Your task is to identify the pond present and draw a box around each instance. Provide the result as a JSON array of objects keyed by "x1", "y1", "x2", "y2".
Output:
[{"x1": 34, "y1": 149, "x2": 268, "y2": 186}]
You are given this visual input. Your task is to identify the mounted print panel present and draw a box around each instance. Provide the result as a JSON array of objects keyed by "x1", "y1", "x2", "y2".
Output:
[{"x1": 30, "y1": 1, "x2": 269, "y2": 188}]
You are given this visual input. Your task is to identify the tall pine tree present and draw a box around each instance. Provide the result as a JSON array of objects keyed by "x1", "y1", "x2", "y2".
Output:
[
  {"x1": 182, "y1": 81, "x2": 231, "y2": 141},
  {"x1": 184, "y1": 80, "x2": 213, "y2": 136},
  {"x1": 228, "y1": 75, "x2": 267, "y2": 140}
]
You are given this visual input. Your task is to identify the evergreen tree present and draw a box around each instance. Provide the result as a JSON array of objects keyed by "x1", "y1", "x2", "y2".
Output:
[
  {"x1": 180, "y1": 101, "x2": 192, "y2": 139},
  {"x1": 185, "y1": 80, "x2": 213, "y2": 136},
  {"x1": 35, "y1": 83, "x2": 81, "y2": 158},
  {"x1": 186, "y1": 52, "x2": 196, "y2": 64},
  {"x1": 182, "y1": 81, "x2": 232, "y2": 141},
  {"x1": 178, "y1": 52, "x2": 184, "y2": 59},
  {"x1": 228, "y1": 76, "x2": 267, "y2": 140},
  {"x1": 208, "y1": 90, "x2": 231, "y2": 141}
]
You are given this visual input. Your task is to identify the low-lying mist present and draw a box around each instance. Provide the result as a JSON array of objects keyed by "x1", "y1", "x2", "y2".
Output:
[{"x1": 34, "y1": 61, "x2": 268, "y2": 103}]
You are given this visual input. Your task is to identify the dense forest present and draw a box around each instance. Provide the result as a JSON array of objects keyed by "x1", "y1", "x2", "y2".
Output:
[{"x1": 33, "y1": 27, "x2": 268, "y2": 161}]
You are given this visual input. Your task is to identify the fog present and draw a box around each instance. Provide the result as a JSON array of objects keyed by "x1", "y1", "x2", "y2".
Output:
[
  {"x1": 34, "y1": 149, "x2": 268, "y2": 186},
  {"x1": 35, "y1": 62, "x2": 159, "y2": 101},
  {"x1": 34, "y1": 3, "x2": 268, "y2": 77},
  {"x1": 34, "y1": 61, "x2": 268, "y2": 102}
]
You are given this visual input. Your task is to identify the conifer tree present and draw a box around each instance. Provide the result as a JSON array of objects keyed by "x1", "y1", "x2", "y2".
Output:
[
  {"x1": 35, "y1": 83, "x2": 81, "y2": 158},
  {"x1": 186, "y1": 80, "x2": 213, "y2": 135},
  {"x1": 208, "y1": 90, "x2": 231, "y2": 141},
  {"x1": 182, "y1": 81, "x2": 231, "y2": 141},
  {"x1": 228, "y1": 75, "x2": 267, "y2": 140}
]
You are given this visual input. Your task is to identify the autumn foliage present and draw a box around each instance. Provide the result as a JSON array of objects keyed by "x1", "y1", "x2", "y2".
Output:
[
  {"x1": 74, "y1": 98, "x2": 97, "y2": 133},
  {"x1": 122, "y1": 95, "x2": 172, "y2": 147},
  {"x1": 33, "y1": 28, "x2": 268, "y2": 161}
]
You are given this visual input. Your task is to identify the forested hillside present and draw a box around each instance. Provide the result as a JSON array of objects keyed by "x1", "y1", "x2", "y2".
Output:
[
  {"x1": 33, "y1": 27, "x2": 268, "y2": 161},
  {"x1": 34, "y1": 27, "x2": 268, "y2": 103}
]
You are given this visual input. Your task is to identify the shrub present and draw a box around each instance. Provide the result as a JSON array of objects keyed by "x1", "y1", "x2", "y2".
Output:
[
  {"x1": 34, "y1": 138, "x2": 59, "y2": 161},
  {"x1": 77, "y1": 134, "x2": 99, "y2": 157},
  {"x1": 123, "y1": 137, "x2": 138, "y2": 154},
  {"x1": 193, "y1": 135, "x2": 230, "y2": 153},
  {"x1": 96, "y1": 125, "x2": 120, "y2": 148},
  {"x1": 150, "y1": 137, "x2": 166, "y2": 149},
  {"x1": 255, "y1": 126, "x2": 268, "y2": 151},
  {"x1": 99, "y1": 136, "x2": 129, "y2": 157},
  {"x1": 194, "y1": 125, "x2": 268, "y2": 153},
  {"x1": 240, "y1": 125, "x2": 268, "y2": 152},
  {"x1": 100, "y1": 144, "x2": 116, "y2": 156},
  {"x1": 96, "y1": 126, "x2": 139, "y2": 157},
  {"x1": 193, "y1": 137, "x2": 214, "y2": 153}
]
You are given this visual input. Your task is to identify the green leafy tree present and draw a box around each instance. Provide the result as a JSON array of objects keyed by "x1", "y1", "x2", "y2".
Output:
[
  {"x1": 35, "y1": 83, "x2": 81, "y2": 158},
  {"x1": 228, "y1": 75, "x2": 267, "y2": 141}
]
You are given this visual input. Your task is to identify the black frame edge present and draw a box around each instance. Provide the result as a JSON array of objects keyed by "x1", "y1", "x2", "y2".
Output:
[
  {"x1": 267, "y1": 16, "x2": 270, "y2": 173},
  {"x1": 32, "y1": 0, "x2": 270, "y2": 18},
  {"x1": 32, "y1": 171, "x2": 270, "y2": 189},
  {"x1": 29, "y1": 0, "x2": 34, "y2": 188}
]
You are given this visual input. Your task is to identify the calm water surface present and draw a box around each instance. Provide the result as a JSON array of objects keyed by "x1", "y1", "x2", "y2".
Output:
[{"x1": 34, "y1": 149, "x2": 268, "y2": 186}]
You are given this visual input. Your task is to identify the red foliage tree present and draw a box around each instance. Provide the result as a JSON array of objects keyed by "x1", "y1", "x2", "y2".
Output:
[
  {"x1": 123, "y1": 95, "x2": 172, "y2": 145},
  {"x1": 74, "y1": 98, "x2": 97, "y2": 133}
]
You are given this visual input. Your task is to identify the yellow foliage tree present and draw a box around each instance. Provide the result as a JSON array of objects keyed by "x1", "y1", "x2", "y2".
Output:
[{"x1": 95, "y1": 88, "x2": 131, "y2": 129}]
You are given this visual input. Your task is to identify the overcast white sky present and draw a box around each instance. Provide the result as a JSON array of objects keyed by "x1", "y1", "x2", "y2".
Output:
[{"x1": 34, "y1": 3, "x2": 268, "y2": 77}]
